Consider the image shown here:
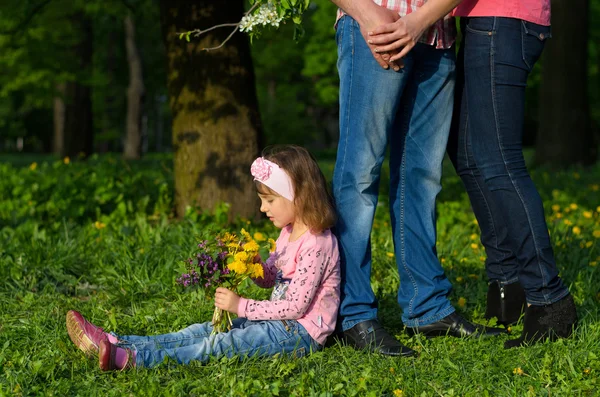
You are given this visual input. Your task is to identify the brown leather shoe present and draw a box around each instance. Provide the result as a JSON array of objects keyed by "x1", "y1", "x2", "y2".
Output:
[{"x1": 343, "y1": 320, "x2": 415, "y2": 357}]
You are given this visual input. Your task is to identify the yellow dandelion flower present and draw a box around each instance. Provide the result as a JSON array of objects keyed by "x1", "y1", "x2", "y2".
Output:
[
  {"x1": 386, "y1": 252, "x2": 395, "y2": 258},
  {"x1": 479, "y1": 256, "x2": 486, "y2": 261},
  {"x1": 473, "y1": 219, "x2": 479, "y2": 225},
  {"x1": 593, "y1": 230, "x2": 600, "y2": 238},
  {"x1": 243, "y1": 241, "x2": 260, "y2": 254},
  {"x1": 29, "y1": 162, "x2": 37, "y2": 171},
  {"x1": 268, "y1": 238, "x2": 277, "y2": 252},
  {"x1": 470, "y1": 233, "x2": 478, "y2": 240},
  {"x1": 470, "y1": 243, "x2": 479, "y2": 250},
  {"x1": 573, "y1": 226, "x2": 581, "y2": 235},
  {"x1": 597, "y1": 206, "x2": 600, "y2": 213},
  {"x1": 456, "y1": 276, "x2": 463, "y2": 282},
  {"x1": 458, "y1": 297, "x2": 467, "y2": 308},
  {"x1": 513, "y1": 367, "x2": 524, "y2": 376},
  {"x1": 591, "y1": 185, "x2": 599, "y2": 191},
  {"x1": 583, "y1": 211, "x2": 593, "y2": 219},
  {"x1": 551, "y1": 204, "x2": 560, "y2": 212},
  {"x1": 227, "y1": 242, "x2": 241, "y2": 251},
  {"x1": 389, "y1": 367, "x2": 395, "y2": 373},
  {"x1": 589, "y1": 261, "x2": 598, "y2": 267},
  {"x1": 441, "y1": 258, "x2": 446, "y2": 263},
  {"x1": 234, "y1": 251, "x2": 249, "y2": 263},
  {"x1": 468, "y1": 274, "x2": 479, "y2": 280},
  {"x1": 584, "y1": 368, "x2": 591, "y2": 375},
  {"x1": 222, "y1": 232, "x2": 236, "y2": 243},
  {"x1": 585, "y1": 241, "x2": 593, "y2": 248},
  {"x1": 94, "y1": 221, "x2": 106, "y2": 229},
  {"x1": 393, "y1": 390, "x2": 404, "y2": 397},
  {"x1": 253, "y1": 232, "x2": 266, "y2": 242},
  {"x1": 250, "y1": 263, "x2": 264, "y2": 279},
  {"x1": 240, "y1": 228, "x2": 252, "y2": 241},
  {"x1": 564, "y1": 219, "x2": 573, "y2": 226},
  {"x1": 570, "y1": 203, "x2": 578, "y2": 210},
  {"x1": 63, "y1": 156, "x2": 70, "y2": 164},
  {"x1": 227, "y1": 261, "x2": 247, "y2": 274},
  {"x1": 556, "y1": 213, "x2": 563, "y2": 219}
]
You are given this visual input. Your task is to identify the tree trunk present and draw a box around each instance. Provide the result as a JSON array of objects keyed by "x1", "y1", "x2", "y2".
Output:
[
  {"x1": 536, "y1": 0, "x2": 596, "y2": 166},
  {"x1": 53, "y1": 82, "x2": 66, "y2": 155},
  {"x1": 123, "y1": 14, "x2": 145, "y2": 160},
  {"x1": 160, "y1": 0, "x2": 262, "y2": 220},
  {"x1": 62, "y1": 15, "x2": 94, "y2": 159}
]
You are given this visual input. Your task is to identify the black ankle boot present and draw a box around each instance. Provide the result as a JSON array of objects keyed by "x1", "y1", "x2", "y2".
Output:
[
  {"x1": 504, "y1": 294, "x2": 578, "y2": 349},
  {"x1": 485, "y1": 280, "x2": 526, "y2": 326}
]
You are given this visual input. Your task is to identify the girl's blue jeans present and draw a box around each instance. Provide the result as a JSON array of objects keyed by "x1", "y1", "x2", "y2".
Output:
[
  {"x1": 113, "y1": 318, "x2": 319, "y2": 368},
  {"x1": 447, "y1": 17, "x2": 569, "y2": 305},
  {"x1": 333, "y1": 15, "x2": 457, "y2": 328}
]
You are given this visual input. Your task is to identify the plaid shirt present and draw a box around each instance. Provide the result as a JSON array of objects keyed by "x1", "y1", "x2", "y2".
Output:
[{"x1": 336, "y1": 0, "x2": 456, "y2": 49}]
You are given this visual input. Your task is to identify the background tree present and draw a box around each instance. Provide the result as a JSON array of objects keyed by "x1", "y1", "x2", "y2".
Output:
[
  {"x1": 535, "y1": 0, "x2": 598, "y2": 166},
  {"x1": 159, "y1": 0, "x2": 262, "y2": 219}
]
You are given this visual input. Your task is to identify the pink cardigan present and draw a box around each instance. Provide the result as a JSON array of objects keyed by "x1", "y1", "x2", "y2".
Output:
[
  {"x1": 453, "y1": 0, "x2": 551, "y2": 26},
  {"x1": 237, "y1": 226, "x2": 341, "y2": 345}
]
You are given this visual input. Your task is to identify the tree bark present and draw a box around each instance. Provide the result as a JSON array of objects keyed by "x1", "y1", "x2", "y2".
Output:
[
  {"x1": 160, "y1": 0, "x2": 262, "y2": 220},
  {"x1": 62, "y1": 15, "x2": 94, "y2": 159},
  {"x1": 53, "y1": 82, "x2": 66, "y2": 155},
  {"x1": 123, "y1": 13, "x2": 145, "y2": 160},
  {"x1": 536, "y1": 0, "x2": 597, "y2": 166}
]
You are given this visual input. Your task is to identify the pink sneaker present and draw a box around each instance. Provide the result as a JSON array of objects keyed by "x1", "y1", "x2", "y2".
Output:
[
  {"x1": 98, "y1": 339, "x2": 135, "y2": 371},
  {"x1": 66, "y1": 310, "x2": 108, "y2": 355}
]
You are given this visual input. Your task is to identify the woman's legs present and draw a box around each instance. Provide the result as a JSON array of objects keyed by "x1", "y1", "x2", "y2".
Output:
[{"x1": 449, "y1": 17, "x2": 576, "y2": 345}]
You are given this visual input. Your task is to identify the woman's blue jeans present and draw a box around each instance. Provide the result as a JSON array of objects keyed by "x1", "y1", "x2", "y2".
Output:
[
  {"x1": 113, "y1": 318, "x2": 319, "y2": 368},
  {"x1": 447, "y1": 17, "x2": 569, "y2": 305},
  {"x1": 333, "y1": 15, "x2": 457, "y2": 328}
]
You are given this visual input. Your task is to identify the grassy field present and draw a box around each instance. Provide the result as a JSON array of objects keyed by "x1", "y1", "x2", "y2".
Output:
[{"x1": 1, "y1": 153, "x2": 599, "y2": 396}]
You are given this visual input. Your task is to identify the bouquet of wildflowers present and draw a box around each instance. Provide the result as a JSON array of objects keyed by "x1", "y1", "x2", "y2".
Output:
[{"x1": 177, "y1": 229, "x2": 276, "y2": 333}]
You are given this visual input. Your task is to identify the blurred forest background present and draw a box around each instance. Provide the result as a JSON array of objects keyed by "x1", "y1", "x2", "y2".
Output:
[{"x1": 0, "y1": 0, "x2": 598, "y2": 216}]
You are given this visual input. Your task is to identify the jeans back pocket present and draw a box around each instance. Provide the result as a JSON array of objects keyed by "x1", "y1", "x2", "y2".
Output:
[{"x1": 521, "y1": 20, "x2": 551, "y2": 71}]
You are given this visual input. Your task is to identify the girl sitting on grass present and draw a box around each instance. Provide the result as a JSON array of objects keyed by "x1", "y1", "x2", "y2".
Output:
[{"x1": 66, "y1": 145, "x2": 341, "y2": 370}]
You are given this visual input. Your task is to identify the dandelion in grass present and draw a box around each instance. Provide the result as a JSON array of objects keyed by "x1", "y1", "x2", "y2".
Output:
[
  {"x1": 573, "y1": 226, "x2": 581, "y2": 236},
  {"x1": 177, "y1": 228, "x2": 273, "y2": 333},
  {"x1": 552, "y1": 204, "x2": 560, "y2": 212},
  {"x1": 583, "y1": 211, "x2": 593, "y2": 219},
  {"x1": 63, "y1": 156, "x2": 70, "y2": 165},
  {"x1": 593, "y1": 230, "x2": 600, "y2": 239},
  {"x1": 393, "y1": 390, "x2": 404, "y2": 397},
  {"x1": 513, "y1": 367, "x2": 525, "y2": 376},
  {"x1": 457, "y1": 297, "x2": 466, "y2": 308},
  {"x1": 29, "y1": 162, "x2": 37, "y2": 171}
]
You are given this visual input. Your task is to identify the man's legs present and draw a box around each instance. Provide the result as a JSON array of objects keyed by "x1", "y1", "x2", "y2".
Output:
[
  {"x1": 389, "y1": 43, "x2": 456, "y2": 327},
  {"x1": 333, "y1": 15, "x2": 415, "y2": 356},
  {"x1": 333, "y1": 15, "x2": 412, "y2": 330}
]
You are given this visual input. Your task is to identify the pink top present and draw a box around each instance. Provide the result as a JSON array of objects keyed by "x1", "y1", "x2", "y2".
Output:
[
  {"x1": 237, "y1": 226, "x2": 341, "y2": 345},
  {"x1": 453, "y1": 0, "x2": 551, "y2": 26}
]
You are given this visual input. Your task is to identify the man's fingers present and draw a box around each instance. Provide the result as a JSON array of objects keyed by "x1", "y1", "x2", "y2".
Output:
[{"x1": 372, "y1": 51, "x2": 390, "y2": 69}]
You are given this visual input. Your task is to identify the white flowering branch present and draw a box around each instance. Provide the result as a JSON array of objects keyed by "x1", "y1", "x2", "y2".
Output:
[{"x1": 178, "y1": 0, "x2": 310, "y2": 51}]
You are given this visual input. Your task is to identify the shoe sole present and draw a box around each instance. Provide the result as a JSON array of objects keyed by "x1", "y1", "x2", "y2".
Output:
[{"x1": 66, "y1": 311, "x2": 99, "y2": 356}]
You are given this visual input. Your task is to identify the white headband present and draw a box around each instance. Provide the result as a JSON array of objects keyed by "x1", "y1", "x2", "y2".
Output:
[{"x1": 251, "y1": 157, "x2": 295, "y2": 201}]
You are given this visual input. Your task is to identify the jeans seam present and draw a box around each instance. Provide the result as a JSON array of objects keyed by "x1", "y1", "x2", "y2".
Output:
[
  {"x1": 334, "y1": 17, "x2": 352, "y2": 199},
  {"x1": 399, "y1": 123, "x2": 418, "y2": 319}
]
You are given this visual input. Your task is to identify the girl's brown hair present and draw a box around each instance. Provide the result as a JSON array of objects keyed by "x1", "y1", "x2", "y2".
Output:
[{"x1": 255, "y1": 145, "x2": 336, "y2": 233}]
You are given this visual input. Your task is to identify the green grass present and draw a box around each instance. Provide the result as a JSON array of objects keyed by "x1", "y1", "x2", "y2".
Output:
[{"x1": 1, "y1": 153, "x2": 599, "y2": 396}]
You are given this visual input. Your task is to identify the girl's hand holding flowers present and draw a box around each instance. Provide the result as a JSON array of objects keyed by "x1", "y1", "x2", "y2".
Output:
[
  {"x1": 177, "y1": 228, "x2": 275, "y2": 333},
  {"x1": 214, "y1": 287, "x2": 241, "y2": 315}
]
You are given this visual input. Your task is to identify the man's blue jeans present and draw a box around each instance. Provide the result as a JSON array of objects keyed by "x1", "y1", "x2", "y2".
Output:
[
  {"x1": 447, "y1": 17, "x2": 569, "y2": 305},
  {"x1": 113, "y1": 318, "x2": 318, "y2": 368},
  {"x1": 333, "y1": 16, "x2": 456, "y2": 329}
]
